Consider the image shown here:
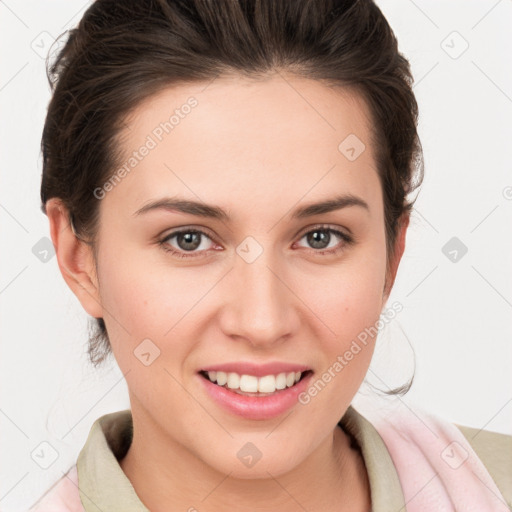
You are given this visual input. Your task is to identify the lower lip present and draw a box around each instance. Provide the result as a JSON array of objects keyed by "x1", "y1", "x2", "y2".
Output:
[{"x1": 198, "y1": 372, "x2": 314, "y2": 420}]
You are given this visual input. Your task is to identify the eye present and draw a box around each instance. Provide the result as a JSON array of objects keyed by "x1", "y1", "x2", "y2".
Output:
[
  {"x1": 294, "y1": 225, "x2": 354, "y2": 255},
  {"x1": 158, "y1": 224, "x2": 354, "y2": 260},
  {"x1": 158, "y1": 229, "x2": 218, "y2": 259}
]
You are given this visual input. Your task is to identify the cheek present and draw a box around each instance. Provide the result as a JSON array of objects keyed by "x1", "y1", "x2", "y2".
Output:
[
  {"x1": 300, "y1": 240, "x2": 387, "y2": 385},
  {"x1": 95, "y1": 246, "x2": 207, "y2": 367},
  {"x1": 294, "y1": 257, "x2": 386, "y2": 416},
  {"x1": 307, "y1": 248, "x2": 387, "y2": 340}
]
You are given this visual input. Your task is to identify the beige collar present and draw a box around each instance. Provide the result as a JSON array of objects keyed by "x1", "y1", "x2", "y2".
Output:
[{"x1": 76, "y1": 405, "x2": 405, "y2": 511}]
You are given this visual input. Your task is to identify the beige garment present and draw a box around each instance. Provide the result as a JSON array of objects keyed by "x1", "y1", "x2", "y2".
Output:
[{"x1": 73, "y1": 406, "x2": 511, "y2": 511}]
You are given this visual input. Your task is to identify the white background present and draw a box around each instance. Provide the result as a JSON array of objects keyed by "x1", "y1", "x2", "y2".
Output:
[{"x1": 1, "y1": 1, "x2": 511, "y2": 510}]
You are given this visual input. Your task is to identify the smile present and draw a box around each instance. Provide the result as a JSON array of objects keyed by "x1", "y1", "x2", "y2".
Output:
[
  {"x1": 197, "y1": 367, "x2": 314, "y2": 420},
  {"x1": 199, "y1": 370, "x2": 311, "y2": 395}
]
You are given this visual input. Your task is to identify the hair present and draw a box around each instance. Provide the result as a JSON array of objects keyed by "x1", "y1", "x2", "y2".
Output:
[{"x1": 40, "y1": 0, "x2": 423, "y2": 395}]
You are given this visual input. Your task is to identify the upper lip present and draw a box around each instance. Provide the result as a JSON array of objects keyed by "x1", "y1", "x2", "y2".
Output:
[{"x1": 199, "y1": 362, "x2": 311, "y2": 377}]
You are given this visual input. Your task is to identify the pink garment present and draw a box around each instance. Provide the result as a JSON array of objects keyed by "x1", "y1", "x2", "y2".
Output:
[
  {"x1": 28, "y1": 465, "x2": 84, "y2": 512},
  {"x1": 362, "y1": 401, "x2": 510, "y2": 512},
  {"x1": 28, "y1": 405, "x2": 508, "y2": 511}
]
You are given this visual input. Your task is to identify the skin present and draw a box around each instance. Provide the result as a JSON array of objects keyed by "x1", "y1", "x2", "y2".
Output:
[{"x1": 46, "y1": 72, "x2": 408, "y2": 511}]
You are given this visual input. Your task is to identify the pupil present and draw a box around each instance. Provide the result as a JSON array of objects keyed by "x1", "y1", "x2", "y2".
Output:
[
  {"x1": 308, "y1": 230, "x2": 329, "y2": 249},
  {"x1": 178, "y1": 232, "x2": 201, "y2": 251}
]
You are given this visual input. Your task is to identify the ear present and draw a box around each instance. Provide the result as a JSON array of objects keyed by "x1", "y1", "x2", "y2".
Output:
[
  {"x1": 382, "y1": 213, "x2": 409, "y2": 303},
  {"x1": 45, "y1": 198, "x2": 103, "y2": 319}
]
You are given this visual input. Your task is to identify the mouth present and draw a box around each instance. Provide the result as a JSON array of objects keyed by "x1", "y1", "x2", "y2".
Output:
[{"x1": 198, "y1": 369, "x2": 314, "y2": 396}]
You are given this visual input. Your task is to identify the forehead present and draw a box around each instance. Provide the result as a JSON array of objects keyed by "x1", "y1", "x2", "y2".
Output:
[{"x1": 106, "y1": 73, "x2": 381, "y2": 223}]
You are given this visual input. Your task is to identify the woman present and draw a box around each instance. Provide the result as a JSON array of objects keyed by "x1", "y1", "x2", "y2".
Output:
[{"x1": 31, "y1": 0, "x2": 511, "y2": 510}]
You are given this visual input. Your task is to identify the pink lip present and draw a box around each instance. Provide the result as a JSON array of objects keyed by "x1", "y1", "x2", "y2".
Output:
[
  {"x1": 199, "y1": 361, "x2": 310, "y2": 377},
  {"x1": 198, "y1": 371, "x2": 314, "y2": 420}
]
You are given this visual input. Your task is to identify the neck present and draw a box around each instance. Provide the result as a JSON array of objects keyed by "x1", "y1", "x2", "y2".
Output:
[{"x1": 119, "y1": 408, "x2": 370, "y2": 512}]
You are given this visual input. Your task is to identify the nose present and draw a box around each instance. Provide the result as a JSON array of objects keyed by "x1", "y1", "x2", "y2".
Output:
[{"x1": 218, "y1": 249, "x2": 300, "y2": 348}]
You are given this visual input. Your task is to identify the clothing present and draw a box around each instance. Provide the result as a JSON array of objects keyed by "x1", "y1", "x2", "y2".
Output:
[{"x1": 28, "y1": 402, "x2": 512, "y2": 511}]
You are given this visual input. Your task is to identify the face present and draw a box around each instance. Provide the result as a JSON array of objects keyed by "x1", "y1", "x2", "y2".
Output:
[{"x1": 62, "y1": 74, "x2": 403, "y2": 478}]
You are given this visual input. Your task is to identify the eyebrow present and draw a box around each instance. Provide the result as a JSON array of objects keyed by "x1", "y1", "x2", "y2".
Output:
[{"x1": 133, "y1": 193, "x2": 369, "y2": 221}]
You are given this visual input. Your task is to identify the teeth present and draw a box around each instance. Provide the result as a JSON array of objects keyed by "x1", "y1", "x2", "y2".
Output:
[
  {"x1": 227, "y1": 372, "x2": 240, "y2": 389},
  {"x1": 240, "y1": 374, "x2": 259, "y2": 392},
  {"x1": 216, "y1": 371, "x2": 227, "y2": 386},
  {"x1": 275, "y1": 373, "x2": 287, "y2": 390},
  {"x1": 204, "y1": 370, "x2": 304, "y2": 393},
  {"x1": 258, "y1": 375, "x2": 276, "y2": 393}
]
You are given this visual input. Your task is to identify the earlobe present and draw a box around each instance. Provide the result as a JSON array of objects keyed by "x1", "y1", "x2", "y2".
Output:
[
  {"x1": 45, "y1": 198, "x2": 103, "y2": 319},
  {"x1": 382, "y1": 214, "x2": 410, "y2": 302}
]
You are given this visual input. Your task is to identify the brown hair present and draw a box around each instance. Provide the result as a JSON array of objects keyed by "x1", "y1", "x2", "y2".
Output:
[{"x1": 40, "y1": 0, "x2": 423, "y2": 394}]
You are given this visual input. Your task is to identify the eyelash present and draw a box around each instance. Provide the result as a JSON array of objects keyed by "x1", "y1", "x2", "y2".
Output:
[{"x1": 158, "y1": 224, "x2": 354, "y2": 260}]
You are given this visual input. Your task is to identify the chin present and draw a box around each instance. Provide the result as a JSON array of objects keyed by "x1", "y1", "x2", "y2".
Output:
[{"x1": 198, "y1": 443, "x2": 305, "y2": 480}]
